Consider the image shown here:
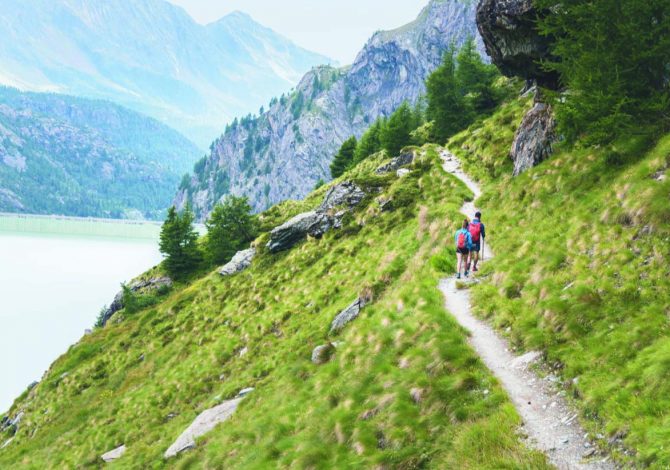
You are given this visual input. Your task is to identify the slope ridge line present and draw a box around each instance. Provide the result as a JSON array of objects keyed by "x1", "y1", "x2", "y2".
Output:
[{"x1": 439, "y1": 149, "x2": 616, "y2": 470}]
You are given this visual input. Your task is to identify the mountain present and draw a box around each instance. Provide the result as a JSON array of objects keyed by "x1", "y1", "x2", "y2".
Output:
[
  {"x1": 0, "y1": 0, "x2": 331, "y2": 146},
  {"x1": 175, "y1": 0, "x2": 484, "y2": 219},
  {"x1": 0, "y1": 86, "x2": 200, "y2": 219}
]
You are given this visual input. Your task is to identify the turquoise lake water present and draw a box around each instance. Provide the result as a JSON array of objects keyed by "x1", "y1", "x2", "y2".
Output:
[{"x1": 0, "y1": 228, "x2": 163, "y2": 413}]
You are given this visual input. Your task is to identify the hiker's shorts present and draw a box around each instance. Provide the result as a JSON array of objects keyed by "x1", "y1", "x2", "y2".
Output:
[
  {"x1": 456, "y1": 247, "x2": 470, "y2": 256},
  {"x1": 471, "y1": 243, "x2": 481, "y2": 252}
]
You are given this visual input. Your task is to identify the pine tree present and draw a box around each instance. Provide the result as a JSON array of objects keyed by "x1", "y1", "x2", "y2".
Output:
[
  {"x1": 354, "y1": 119, "x2": 383, "y2": 164},
  {"x1": 456, "y1": 37, "x2": 499, "y2": 113},
  {"x1": 205, "y1": 196, "x2": 257, "y2": 266},
  {"x1": 426, "y1": 45, "x2": 470, "y2": 143},
  {"x1": 330, "y1": 136, "x2": 358, "y2": 178},
  {"x1": 380, "y1": 102, "x2": 415, "y2": 156},
  {"x1": 536, "y1": 0, "x2": 670, "y2": 144},
  {"x1": 159, "y1": 206, "x2": 202, "y2": 278}
]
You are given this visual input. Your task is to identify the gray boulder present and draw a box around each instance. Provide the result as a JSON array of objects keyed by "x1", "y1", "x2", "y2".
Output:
[
  {"x1": 511, "y1": 101, "x2": 556, "y2": 175},
  {"x1": 98, "y1": 276, "x2": 173, "y2": 327},
  {"x1": 330, "y1": 297, "x2": 369, "y2": 333},
  {"x1": 312, "y1": 343, "x2": 336, "y2": 365},
  {"x1": 164, "y1": 389, "x2": 251, "y2": 458},
  {"x1": 476, "y1": 0, "x2": 558, "y2": 88},
  {"x1": 218, "y1": 248, "x2": 256, "y2": 276},
  {"x1": 101, "y1": 444, "x2": 127, "y2": 463},
  {"x1": 319, "y1": 181, "x2": 365, "y2": 212},
  {"x1": 376, "y1": 152, "x2": 415, "y2": 174},
  {"x1": 267, "y1": 211, "x2": 334, "y2": 253}
]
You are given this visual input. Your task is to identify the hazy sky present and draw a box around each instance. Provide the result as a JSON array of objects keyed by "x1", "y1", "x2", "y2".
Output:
[{"x1": 167, "y1": 0, "x2": 429, "y2": 64}]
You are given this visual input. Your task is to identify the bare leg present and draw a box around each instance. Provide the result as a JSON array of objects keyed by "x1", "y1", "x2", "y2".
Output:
[{"x1": 456, "y1": 252, "x2": 463, "y2": 276}]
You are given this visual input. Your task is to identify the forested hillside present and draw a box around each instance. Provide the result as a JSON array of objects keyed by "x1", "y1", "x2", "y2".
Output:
[{"x1": 0, "y1": 87, "x2": 200, "y2": 219}]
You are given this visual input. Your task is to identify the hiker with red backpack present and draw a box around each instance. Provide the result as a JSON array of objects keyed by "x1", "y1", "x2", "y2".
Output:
[
  {"x1": 468, "y1": 211, "x2": 486, "y2": 272},
  {"x1": 454, "y1": 218, "x2": 473, "y2": 279}
]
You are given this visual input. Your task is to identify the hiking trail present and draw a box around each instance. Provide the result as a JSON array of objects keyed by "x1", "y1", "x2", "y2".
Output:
[{"x1": 439, "y1": 149, "x2": 615, "y2": 470}]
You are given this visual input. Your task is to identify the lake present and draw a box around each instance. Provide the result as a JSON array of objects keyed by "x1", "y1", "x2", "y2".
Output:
[{"x1": 0, "y1": 216, "x2": 164, "y2": 413}]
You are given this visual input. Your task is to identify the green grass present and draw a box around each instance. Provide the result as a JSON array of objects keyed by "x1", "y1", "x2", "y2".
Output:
[
  {"x1": 452, "y1": 98, "x2": 670, "y2": 467},
  {"x1": 0, "y1": 146, "x2": 548, "y2": 468}
]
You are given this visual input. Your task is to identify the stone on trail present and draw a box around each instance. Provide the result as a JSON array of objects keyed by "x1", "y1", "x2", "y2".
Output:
[
  {"x1": 219, "y1": 248, "x2": 256, "y2": 276},
  {"x1": 101, "y1": 444, "x2": 127, "y2": 463},
  {"x1": 509, "y1": 350, "x2": 542, "y2": 370},
  {"x1": 164, "y1": 393, "x2": 249, "y2": 458}
]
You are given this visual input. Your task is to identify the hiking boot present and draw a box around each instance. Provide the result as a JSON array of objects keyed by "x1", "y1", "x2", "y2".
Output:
[
  {"x1": 465, "y1": 270, "x2": 469, "y2": 277},
  {"x1": 457, "y1": 273, "x2": 461, "y2": 280},
  {"x1": 473, "y1": 266, "x2": 478, "y2": 272}
]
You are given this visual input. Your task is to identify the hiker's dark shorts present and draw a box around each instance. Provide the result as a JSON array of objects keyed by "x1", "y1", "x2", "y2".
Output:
[
  {"x1": 471, "y1": 243, "x2": 481, "y2": 253},
  {"x1": 456, "y1": 247, "x2": 470, "y2": 256}
]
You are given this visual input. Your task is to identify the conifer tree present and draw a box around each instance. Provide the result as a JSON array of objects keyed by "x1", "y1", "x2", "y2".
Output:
[
  {"x1": 159, "y1": 205, "x2": 202, "y2": 278},
  {"x1": 426, "y1": 45, "x2": 470, "y2": 143},
  {"x1": 456, "y1": 37, "x2": 499, "y2": 113},
  {"x1": 536, "y1": 0, "x2": 670, "y2": 143},
  {"x1": 354, "y1": 119, "x2": 383, "y2": 164},
  {"x1": 205, "y1": 196, "x2": 257, "y2": 266},
  {"x1": 330, "y1": 136, "x2": 358, "y2": 178},
  {"x1": 380, "y1": 102, "x2": 414, "y2": 156}
]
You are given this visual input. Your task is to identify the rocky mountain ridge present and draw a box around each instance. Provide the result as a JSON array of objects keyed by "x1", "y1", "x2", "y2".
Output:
[
  {"x1": 0, "y1": 0, "x2": 330, "y2": 146},
  {"x1": 175, "y1": 0, "x2": 485, "y2": 219}
]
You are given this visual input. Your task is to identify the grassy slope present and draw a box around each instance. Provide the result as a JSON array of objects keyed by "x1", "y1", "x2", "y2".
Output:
[
  {"x1": 0, "y1": 148, "x2": 548, "y2": 468},
  {"x1": 450, "y1": 100, "x2": 670, "y2": 467}
]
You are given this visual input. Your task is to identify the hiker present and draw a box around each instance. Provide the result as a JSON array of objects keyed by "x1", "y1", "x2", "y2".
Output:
[
  {"x1": 468, "y1": 211, "x2": 486, "y2": 272},
  {"x1": 454, "y1": 218, "x2": 472, "y2": 279}
]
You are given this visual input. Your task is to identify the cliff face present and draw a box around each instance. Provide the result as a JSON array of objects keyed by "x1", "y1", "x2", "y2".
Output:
[{"x1": 175, "y1": 0, "x2": 485, "y2": 219}]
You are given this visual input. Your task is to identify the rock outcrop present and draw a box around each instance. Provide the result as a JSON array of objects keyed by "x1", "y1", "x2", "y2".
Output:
[
  {"x1": 330, "y1": 297, "x2": 370, "y2": 333},
  {"x1": 101, "y1": 445, "x2": 127, "y2": 463},
  {"x1": 175, "y1": 0, "x2": 485, "y2": 219},
  {"x1": 164, "y1": 389, "x2": 252, "y2": 459},
  {"x1": 267, "y1": 211, "x2": 335, "y2": 253},
  {"x1": 99, "y1": 277, "x2": 173, "y2": 327},
  {"x1": 476, "y1": 0, "x2": 558, "y2": 88},
  {"x1": 0, "y1": 412, "x2": 23, "y2": 436},
  {"x1": 267, "y1": 181, "x2": 365, "y2": 253},
  {"x1": 375, "y1": 152, "x2": 415, "y2": 175},
  {"x1": 510, "y1": 100, "x2": 557, "y2": 175},
  {"x1": 312, "y1": 343, "x2": 336, "y2": 365},
  {"x1": 218, "y1": 248, "x2": 256, "y2": 276},
  {"x1": 318, "y1": 181, "x2": 366, "y2": 212}
]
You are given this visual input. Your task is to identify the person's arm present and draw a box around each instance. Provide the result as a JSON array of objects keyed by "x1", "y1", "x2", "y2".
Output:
[
  {"x1": 481, "y1": 223, "x2": 486, "y2": 240},
  {"x1": 467, "y1": 232, "x2": 473, "y2": 250}
]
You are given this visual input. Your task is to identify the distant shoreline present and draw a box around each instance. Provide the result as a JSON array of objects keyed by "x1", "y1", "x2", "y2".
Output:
[{"x1": 0, "y1": 212, "x2": 165, "y2": 240}]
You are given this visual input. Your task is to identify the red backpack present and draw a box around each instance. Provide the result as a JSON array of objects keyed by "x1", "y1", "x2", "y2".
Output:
[
  {"x1": 469, "y1": 222, "x2": 481, "y2": 243},
  {"x1": 457, "y1": 231, "x2": 467, "y2": 249}
]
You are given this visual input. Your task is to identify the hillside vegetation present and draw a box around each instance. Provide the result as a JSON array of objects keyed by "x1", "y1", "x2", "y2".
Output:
[
  {"x1": 0, "y1": 87, "x2": 200, "y2": 219},
  {"x1": 450, "y1": 102, "x2": 670, "y2": 467},
  {"x1": 0, "y1": 146, "x2": 549, "y2": 468}
]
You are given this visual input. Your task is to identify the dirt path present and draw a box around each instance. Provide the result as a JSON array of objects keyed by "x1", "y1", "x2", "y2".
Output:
[{"x1": 439, "y1": 150, "x2": 615, "y2": 470}]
